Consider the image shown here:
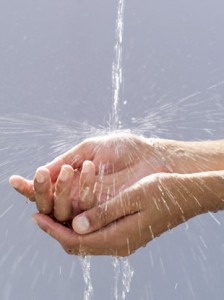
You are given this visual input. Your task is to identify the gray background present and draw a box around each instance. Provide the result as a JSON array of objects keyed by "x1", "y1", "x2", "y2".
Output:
[{"x1": 1, "y1": 0, "x2": 224, "y2": 299}]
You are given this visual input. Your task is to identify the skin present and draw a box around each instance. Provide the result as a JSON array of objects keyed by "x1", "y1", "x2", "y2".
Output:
[
  {"x1": 9, "y1": 135, "x2": 224, "y2": 221},
  {"x1": 32, "y1": 171, "x2": 224, "y2": 256},
  {"x1": 9, "y1": 134, "x2": 224, "y2": 256},
  {"x1": 9, "y1": 133, "x2": 170, "y2": 222}
]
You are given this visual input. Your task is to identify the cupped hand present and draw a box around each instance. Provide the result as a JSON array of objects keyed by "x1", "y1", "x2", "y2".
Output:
[
  {"x1": 9, "y1": 132, "x2": 169, "y2": 222},
  {"x1": 32, "y1": 172, "x2": 205, "y2": 256}
]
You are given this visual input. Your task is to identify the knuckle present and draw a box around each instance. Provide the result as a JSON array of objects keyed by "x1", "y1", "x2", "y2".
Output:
[
  {"x1": 34, "y1": 184, "x2": 46, "y2": 195},
  {"x1": 34, "y1": 180, "x2": 49, "y2": 194}
]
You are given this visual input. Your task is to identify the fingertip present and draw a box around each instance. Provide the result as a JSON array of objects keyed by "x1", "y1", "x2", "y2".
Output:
[
  {"x1": 62, "y1": 164, "x2": 74, "y2": 171},
  {"x1": 82, "y1": 160, "x2": 95, "y2": 173},
  {"x1": 9, "y1": 175, "x2": 28, "y2": 191},
  {"x1": 58, "y1": 164, "x2": 74, "y2": 182},
  {"x1": 35, "y1": 167, "x2": 50, "y2": 184},
  {"x1": 36, "y1": 166, "x2": 50, "y2": 173},
  {"x1": 9, "y1": 175, "x2": 20, "y2": 189},
  {"x1": 72, "y1": 215, "x2": 90, "y2": 234}
]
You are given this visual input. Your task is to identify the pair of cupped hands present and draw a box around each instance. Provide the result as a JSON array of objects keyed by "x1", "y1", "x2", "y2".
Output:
[{"x1": 9, "y1": 133, "x2": 193, "y2": 256}]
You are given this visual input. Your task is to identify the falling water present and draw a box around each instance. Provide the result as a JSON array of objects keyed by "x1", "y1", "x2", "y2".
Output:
[
  {"x1": 80, "y1": 256, "x2": 93, "y2": 300},
  {"x1": 112, "y1": 257, "x2": 134, "y2": 300},
  {"x1": 111, "y1": 0, "x2": 135, "y2": 299},
  {"x1": 111, "y1": 0, "x2": 125, "y2": 129},
  {"x1": 77, "y1": 1, "x2": 134, "y2": 299}
]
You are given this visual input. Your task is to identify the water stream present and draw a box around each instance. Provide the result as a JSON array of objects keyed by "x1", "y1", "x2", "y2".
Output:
[
  {"x1": 111, "y1": 0, "x2": 125, "y2": 129},
  {"x1": 80, "y1": 1, "x2": 134, "y2": 299}
]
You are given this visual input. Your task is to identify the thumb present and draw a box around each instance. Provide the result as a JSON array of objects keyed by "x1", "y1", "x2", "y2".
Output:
[{"x1": 72, "y1": 184, "x2": 143, "y2": 234}]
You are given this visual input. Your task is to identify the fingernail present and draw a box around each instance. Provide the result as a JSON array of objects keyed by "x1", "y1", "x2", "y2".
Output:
[
  {"x1": 60, "y1": 166, "x2": 69, "y2": 182},
  {"x1": 36, "y1": 170, "x2": 46, "y2": 184},
  {"x1": 80, "y1": 186, "x2": 90, "y2": 202},
  {"x1": 9, "y1": 176, "x2": 19, "y2": 189},
  {"x1": 82, "y1": 161, "x2": 90, "y2": 171},
  {"x1": 74, "y1": 216, "x2": 90, "y2": 233}
]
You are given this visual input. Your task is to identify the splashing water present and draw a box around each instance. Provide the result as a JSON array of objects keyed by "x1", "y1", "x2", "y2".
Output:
[
  {"x1": 129, "y1": 84, "x2": 224, "y2": 139},
  {"x1": 1, "y1": 84, "x2": 224, "y2": 299}
]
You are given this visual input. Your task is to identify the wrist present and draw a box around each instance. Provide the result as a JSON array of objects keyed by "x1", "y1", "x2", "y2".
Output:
[
  {"x1": 170, "y1": 172, "x2": 224, "y2": 219},
  {"x1": 149, "y1": 172, "x2": 224, "y2": 227}
]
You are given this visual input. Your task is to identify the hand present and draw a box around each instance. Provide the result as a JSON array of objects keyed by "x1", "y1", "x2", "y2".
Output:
[
  {"x1": 9, "y1": 133, "x2": 169, "y2": 222},
  {"x1": 32, "y1": 170, "x2": 224, "y2": 256},
  {"x1": 32, "y1": 171, "x2": 216, "y2": 256}
]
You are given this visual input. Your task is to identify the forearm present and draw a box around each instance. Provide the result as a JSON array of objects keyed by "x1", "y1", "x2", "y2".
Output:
[
  {"x1": 163, "y1": 171, "x2": 224, "y2": 224},
  {"x1": 153, "y1": 139, "x2": 224, "y2": 173}
]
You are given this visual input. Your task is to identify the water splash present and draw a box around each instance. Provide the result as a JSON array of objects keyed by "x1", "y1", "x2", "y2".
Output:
[
  {"x1": 130, "y1": 86, "x2": 224, "y2": 139},
  {"x1": 1, "y1": 1, "x2": 224, "y2": 299}
]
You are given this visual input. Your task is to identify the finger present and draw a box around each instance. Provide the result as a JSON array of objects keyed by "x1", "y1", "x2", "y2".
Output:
[
  {"x1": 79, "y1": 160, "x2": 96, "y2": 210},
  {"x1": 34, "y1": 167, "x2": 53, "y2": 214},
  {"x1": 9, "y1": 175, "x2": 35, "y2": 201},
  {"x1": 53, "y1": 165, "x2": 75, "y2": 222},
  {"x1": 44, "y1": 157, "x2": 64, "y2": 181},
  {"x1": 81, "y1": 212, "x2": 145, "y2": 256},
  {"x1": 45, "y1": 141, "x2": 94, "y2": 182},
  {"x1": 32, "y1": 211, "x2": 144, "y2": 256},
  {"x1": 72, "y1": 183, "x2": 143, "y2": 234}
]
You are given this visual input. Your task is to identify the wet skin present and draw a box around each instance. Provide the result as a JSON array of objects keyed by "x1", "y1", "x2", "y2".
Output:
[{"x1": 9, "y1": 134, "x2": 224, "y2": 256}]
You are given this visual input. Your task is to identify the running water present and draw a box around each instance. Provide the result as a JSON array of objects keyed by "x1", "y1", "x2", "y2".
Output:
[
  {"x1": 111, "y1": 0, "x2": 135, "y2": 299},
  {"x1": 79, "y1": 1, "x2": 134, "y2": 298},
  {"x1": 112, "y1": 257, "x2": 134, "y2": 300},
  {"x1": 80, "y1": 256, "x2": 93, "y2": 300},
  {"x1": 111, "y1": 0, "x2": 125, "y2": 129}
]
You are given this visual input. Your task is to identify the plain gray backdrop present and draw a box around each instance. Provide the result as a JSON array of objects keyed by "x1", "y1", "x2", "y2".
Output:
[{"x1": 1, "y1": 1, "x2": 224, "y2": 299}]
